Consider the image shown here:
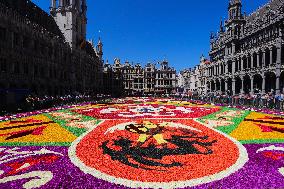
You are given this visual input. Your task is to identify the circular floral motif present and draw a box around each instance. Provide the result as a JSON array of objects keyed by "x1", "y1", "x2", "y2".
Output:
[{"x1": 69, "y1": 119, "x2": 248, "y2": 188}]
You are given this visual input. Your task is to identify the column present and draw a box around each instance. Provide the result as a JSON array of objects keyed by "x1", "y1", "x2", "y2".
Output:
[
  {"x1": 251, "y1": 54, "x2": 254, "y2": 68},
  {"x1": 219, "y1": 64, "x2": 222, "y2": 74},
  {"x1": 214, "y1": 81, "x2": 217, "y2": 92},
  {"x1": 51, "y1": 0, "x2": 56, "y2": 8},
  {"x1": 262, "y1": 75, "x2": 266, "y2": 94},
  {"x1": 232, "y1": 60, "x2": 236, "y2": 74},
  {"x1": 250, "y1": 77, "x2": 254, "y2": 93},
  {"x1": 225, "y1": 80, "x2": 228, "y2": 91},
  {"x1": 262, "y1": 50, "x2": 266, "y2": 67},
  {"x1": 232, "y1": 78, "x2": 236, "y2": 95},
  {"x1": 276, "y1": 76, "x2": 280, "y2": 94},
  {"x1": 257, "y1": 52, "x2": 260, "y2": 68},
  {"x1": 241, "y1": 57, "x2": 244, "y2": 71}
]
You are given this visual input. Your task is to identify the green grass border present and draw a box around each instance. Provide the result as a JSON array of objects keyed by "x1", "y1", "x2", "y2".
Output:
[
  {"x1": 198, "y1": 107, "x2": 251, "y2": 134},
  {"x1": 44, "y1": 109, "x2": 101, "y2": 137}
]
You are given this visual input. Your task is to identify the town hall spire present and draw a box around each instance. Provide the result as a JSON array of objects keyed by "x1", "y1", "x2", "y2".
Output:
[{"x1": 50, "y1": 0, "x2": 87, "y2": 49}]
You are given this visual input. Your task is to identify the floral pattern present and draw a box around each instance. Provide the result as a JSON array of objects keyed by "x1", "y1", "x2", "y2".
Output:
[
  {"x1": 73, "y1": 104, "x2": 219, "y2": 119},
  {"x1": 0, "y1": 97, "x2": 283, "y2": 189}
]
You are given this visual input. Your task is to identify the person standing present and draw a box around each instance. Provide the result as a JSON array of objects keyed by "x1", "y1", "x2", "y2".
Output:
[{"x1": 280, "y1": 92, "x2": 284, "y2": 111}]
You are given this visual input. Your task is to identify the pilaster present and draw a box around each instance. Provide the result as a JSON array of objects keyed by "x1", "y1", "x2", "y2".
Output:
[
  {"x1": 232, "y1": 60, "x2": 235, "y2": 74},
  {"x1": 250, "y1": 76, "x2": 254, "y2": 93},
  {"x1": 251, "y1": 53, "x2": 254, "y2": 68},
  {"x1": 257, "y1": 52, "x2": 260, "y2": 68},
  {"x1": 232, "y1": 78, "x2": 236, "y2": 95},
  {"x1": 262, "y1": 75, "x2": 266, "y2": 93}
]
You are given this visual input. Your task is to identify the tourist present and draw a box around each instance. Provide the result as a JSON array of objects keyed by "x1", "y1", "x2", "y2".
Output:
[{"x1": 280, "y1": 92, "x2": 284, "y2": 111}]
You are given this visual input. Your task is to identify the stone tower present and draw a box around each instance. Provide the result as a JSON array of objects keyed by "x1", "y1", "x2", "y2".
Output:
[
  {"x1": 96, "y1": 38, "x2": 103, "y2": 61},
  {"x1": 225, "y1": 0, "x2": 245, "y2": 54},
  {"x1": 228, "y1": 0, "x2": 242, "y2": 20},
  {"x1": 226, "y1": 0, "x2": 245, "y2": 33},
  {"x1": 50, "y1": 0, "x2": 87, "y2": 49}
]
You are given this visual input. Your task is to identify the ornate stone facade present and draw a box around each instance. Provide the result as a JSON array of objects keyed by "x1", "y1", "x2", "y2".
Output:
[
  {"x1": 103, "y1": 59, "x2": 177, "y2": 96},
  {"x1": 207, "y1": 0, "x2": 284, "y2": 95},
  {"x1": 0, "y1": 0, "x2": 103, "y2": 103},
  {"x1": 179, "y1": 56, "x2": 211, "y2": 94},
  {"x1": 155, "y1": 61, "x2": 177, "y2": 94}
]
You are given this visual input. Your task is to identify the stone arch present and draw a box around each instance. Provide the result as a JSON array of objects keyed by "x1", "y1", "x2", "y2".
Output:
[
  {"x1": 265, "y1": 48, "x2": 270, "y2": 66},
  {"x1": 216, "y1": 79, "x2": 221, "y2": 91},
  {"x1": 228, "y1": 61, "x2": 232, "y2": 73},
  {"x1": 206, "y1": 81, "x2": 210, "y2": 93},
  {"x1": 253, "y1": 74, "x2": 262, "y2": 93},
  {"x1": 243, "y1": 55, "x2": 247, "y2": 69},
  {"x1": 265, "y1": 72, "x2": 276, "y2": 93},
  {"x1": 235, "y1": 76, "x2": 242, "y2": 94},
  {"x1": 211, "y1": 80, "x2": 215, "y2": 91},
  {"x1": 243, "y1": 75, "x2": 251, "y2": 94},
  {"x1": 227, "y1": 78, "x2": 232, "y2": 93},
  {"x1": 221, "y1": 79, "x2": 226, "y2": 92},
  {"x1": 272, "y1": 46, "x2": 277, "y2": 64},
  {"x1": 234, "y1": 58, "x2": 239, "y2": 72}
]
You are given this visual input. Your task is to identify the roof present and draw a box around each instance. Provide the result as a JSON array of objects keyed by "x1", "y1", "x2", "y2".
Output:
[
  {"x1": 204, "y1": 60, "x2": 211, "y2": 65},
  {"x1": 245, "y1": 0, "x2": 283, "y2": 28},
  {"x1": 0, "y1": 0, "x2": 64, "y2": 39}
]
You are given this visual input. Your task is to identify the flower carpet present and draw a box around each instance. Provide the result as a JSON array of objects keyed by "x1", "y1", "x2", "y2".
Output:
[{"x1": 0, "y1": 97, "x2": 283, "y2": 189}]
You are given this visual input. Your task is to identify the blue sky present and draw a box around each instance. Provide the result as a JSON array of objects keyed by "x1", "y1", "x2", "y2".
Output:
[{"x1": 33, "y1": 0, "x2": 268, "y2": 71}]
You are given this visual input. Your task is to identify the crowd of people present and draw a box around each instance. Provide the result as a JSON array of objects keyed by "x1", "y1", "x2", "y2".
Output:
[
  {"x1": 1, "y1": 89, "x2": 284, "y2": 116},
  {"x1": 184, "y1": 89, "x2": 284, "y2": 111},
  {"x1": 0, "y1": 93, "x2": 110, "y2": 116}
]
